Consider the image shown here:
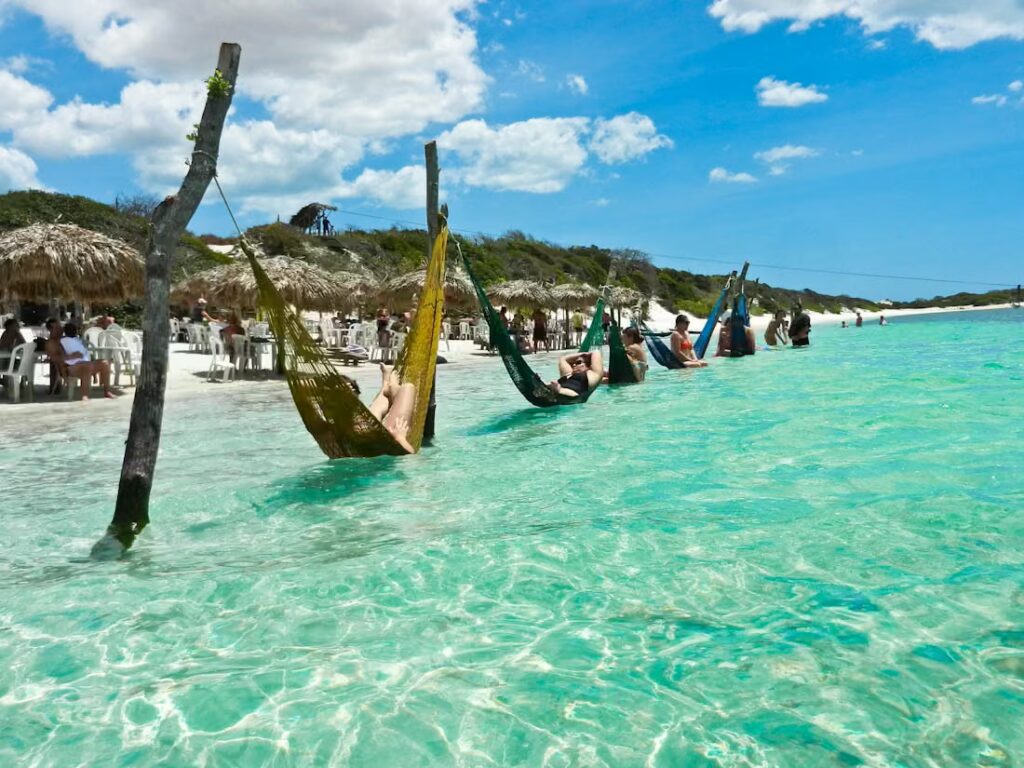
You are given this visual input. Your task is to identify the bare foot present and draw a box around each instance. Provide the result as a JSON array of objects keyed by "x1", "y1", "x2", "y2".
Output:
[{"x1": 104, "y1": 390, "x2": 117, "y2": 399}]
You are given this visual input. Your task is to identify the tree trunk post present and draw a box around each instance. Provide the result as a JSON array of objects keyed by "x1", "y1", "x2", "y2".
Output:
[
  {"x1": 422, "y1": 142, "x2": 440, "y2": 443},
  {"x1": 93, "y1": 43, "x2": 241, "y2": 557}
]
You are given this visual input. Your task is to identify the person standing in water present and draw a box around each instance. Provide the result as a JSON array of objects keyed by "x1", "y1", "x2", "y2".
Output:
[
  {"x1": 764, "y1": 309, "x2": 789, "y2": 347},
  {"x1": 790, "y1": 305, "x2": 811, "y2": 347},
  {"x1": 855, "y1": 311, "x2": 863, "y2": 327}
]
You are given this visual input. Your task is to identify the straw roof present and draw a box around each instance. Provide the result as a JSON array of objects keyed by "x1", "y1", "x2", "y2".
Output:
[
  {"x1": 607, "y1": 286, "x2": 645, "y2": 308},
  {"x1": 550, "y1": 282, "x2": 599, "y2": 309},
  {"x1": 174, "y1": 257, "x2": 360, "y2": 312},
  {"x1": 382, "y1": 267, "x2": 475, "y2": 310},
  {"x1": 0, "y1": 223, "x2": 144, "y2": 302},
  {"x1": 487, "y1": 279, "x2": 555, "y2": 309}
]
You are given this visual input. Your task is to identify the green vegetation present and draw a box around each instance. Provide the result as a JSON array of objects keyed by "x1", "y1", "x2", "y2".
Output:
[{"x1": 6, "y1": 190, "x2": 1009, "y2": 316}]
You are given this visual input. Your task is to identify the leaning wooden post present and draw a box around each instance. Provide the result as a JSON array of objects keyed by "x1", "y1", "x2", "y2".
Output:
[
  {"x1": 422, "y1": 142, "x2": 440, "y2": 442},
  {"x1": 93, "y1": 43, "x2": 241, "y2": 556}
]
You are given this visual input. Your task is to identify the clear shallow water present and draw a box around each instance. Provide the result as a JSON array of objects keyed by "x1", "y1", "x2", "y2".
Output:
[{"x1": 2, "y1": 309, "x2": 1023, "y2": 766}]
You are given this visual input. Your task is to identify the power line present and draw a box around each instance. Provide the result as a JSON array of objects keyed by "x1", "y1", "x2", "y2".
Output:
[{"x1": 331, "y1": 207, "x2": 1017, "y2": 290}]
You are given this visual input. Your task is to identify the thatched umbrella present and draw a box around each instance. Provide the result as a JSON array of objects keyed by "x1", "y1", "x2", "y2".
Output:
[
  {"x1": 0, "y1": 222, "x2": 143, "y2": 302},
  {"x1": 550, "y1": 282, "x2": 599, "y2": 310},
  {"x1": 382, "y1": 267, "x2": 475, "y2": 311},
  {"x1": 607, "y1": 286, "x2": 644, "y2": 309},
  {"x1": 487, "y1": 279, "x2": 554, "y2": 309},
  {"x1": 174, "y1": 257, "x2": 358, "y2": 312}
]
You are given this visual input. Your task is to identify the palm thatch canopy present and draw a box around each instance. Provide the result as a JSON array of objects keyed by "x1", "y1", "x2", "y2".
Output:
[
  {"x1": 382, "y1": 267, "x2": 475, "y2": 310},
  {"x1": 174, "y1": 257, "x2": 359, "y2": 312},
  {"x1": 487, "y1": 279, "x2": 555, "y2": 309},
  {"x1": 607, "y1": 286, "x2": 645, "y2": 308},
  {"x1": 550, "y1": 282, "x2": 599, "y2": 309},
  {"x1": 289, "y1": 202, "x2": 338, "y2": 230},
  {"x1": 0, "y1": 223, "x2": 143, "y2": 302}
]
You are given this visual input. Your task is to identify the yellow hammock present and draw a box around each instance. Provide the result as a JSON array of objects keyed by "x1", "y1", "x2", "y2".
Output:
[{"x1": 239, "y1": 223, "x2": 449, "y2": 458}]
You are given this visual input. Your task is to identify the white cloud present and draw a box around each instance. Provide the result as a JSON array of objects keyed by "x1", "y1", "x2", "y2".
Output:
[
  {"x1": 439, "y1": 117, "x2": 590, "y2": 193},
  {"x1": 867, "y1": 38, "x2": 887, "y2": 50},
  {"x1": 7, "y1": 1, "x2": 488, "y2": 139},
  {"x1": 341, "y1": 165, "x2": 426, "y2": 209},
  {"x1": 566, "y1": 74, "x2": 588, "y2": 95},
  {"x1": 0, "y1": 146, "x2": 45, "y2": 191},
  {"x1": 709, "y1": 167, "x2": 757, "y2": 184},
  {"x1": 972, "y1": 93, "x2": 1008, "y2": 107},
  {"x1": 754, "y1": 143, "x2": 819, "y2": 175},
  {"x1": 708, "y1": 0, "x2": 1024, "y2": 49},
  {"x1": 589, "y1": 112, "x2": 673, "y2": 164},
  {"x1": 0, "y1": 70, "x2": 53, "y2": 131},
  {"x1": 754, "y1": 144, "x2": 819, "y2": 164},
  {"x1": 756, "y1": 76, "x2": 827, "y2": 108},
  {"x1": 1010, "y1": 80, "x2": 1024, "y2": 92},
  {"x1": 516, "y1": 59, "x2": 545, "y2": 82},
  {"x1": 593, "y1": 197, "x2": 610, "y2": 207}
]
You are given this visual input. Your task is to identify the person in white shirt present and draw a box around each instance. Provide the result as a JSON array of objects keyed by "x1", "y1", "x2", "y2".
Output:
[{"x1": 46, "y1": 320, "x2": 116, "y2": 399}]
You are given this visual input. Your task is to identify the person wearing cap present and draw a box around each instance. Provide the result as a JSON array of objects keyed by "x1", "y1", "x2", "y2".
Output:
[{"x1": 191, "y1": 297, "x2": 213, "y2": 323}]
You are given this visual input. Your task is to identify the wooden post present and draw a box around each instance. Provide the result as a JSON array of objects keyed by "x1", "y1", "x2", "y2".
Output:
[
  {"x1": 422, "y1": 141, "x2": 440, "y2": 442},
  {"x1": 93, "y1": 43, "x2": 241, "y2": 557}
]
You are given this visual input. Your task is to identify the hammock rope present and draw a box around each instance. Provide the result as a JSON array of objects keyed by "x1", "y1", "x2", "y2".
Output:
[
  {"x1": 459, "y1": 242, "x2": 604, "y2": 407},
  {"x1": 212, "y1": 176, "x2": 448, "y2": 457}
]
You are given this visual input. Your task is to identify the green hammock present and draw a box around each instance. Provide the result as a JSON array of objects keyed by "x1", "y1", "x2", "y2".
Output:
[
  {"x1": 462, "y1": 250, "x2": 605, "y2": 407},
  {"x1": 607, "y1": 323, "x2": 641, "y2": 384}
]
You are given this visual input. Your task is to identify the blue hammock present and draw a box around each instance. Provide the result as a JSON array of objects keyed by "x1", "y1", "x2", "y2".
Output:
[
  {"x1": 639, "y1": 322, "x2": 684, "y2": 369},
  {"x1": 693, "y1": 282, "x2": 731, "y2": 360}
]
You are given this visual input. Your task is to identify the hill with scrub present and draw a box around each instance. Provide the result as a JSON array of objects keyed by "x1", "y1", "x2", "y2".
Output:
[{"x1": 5, "y1": 190, "x2": 1009, "y2": 315}]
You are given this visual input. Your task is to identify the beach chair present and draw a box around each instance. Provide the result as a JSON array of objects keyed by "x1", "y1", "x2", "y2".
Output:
[
  {"x1": 2, "y1": 343, "x2": 36, "y2": 403},
  {"x1": 207, "y1": 336, "x2": 235, "y2": 382}
]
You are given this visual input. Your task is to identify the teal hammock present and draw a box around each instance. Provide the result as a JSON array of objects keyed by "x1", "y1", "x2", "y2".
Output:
[
  {"x1": 607, "y1": 323, "x2": 641, "y2": 384},
  {"x1": 729, "y1": 291, "x2": 752, "y2": 357},
  {"x1": 462, "y1": 250, "x2": 605, "y2": 407}
]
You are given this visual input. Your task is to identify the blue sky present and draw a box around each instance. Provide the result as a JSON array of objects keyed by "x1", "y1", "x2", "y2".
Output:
[{"x1": 0, "y1": 1, "x2": 1021, "y2": 300}]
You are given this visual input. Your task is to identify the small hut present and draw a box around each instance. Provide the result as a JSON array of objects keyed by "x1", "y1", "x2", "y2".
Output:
[
  {"x1": 174, "y1": 257, "x2": 359, "y2": 313},
  {"x1": 486, "y1": 280, "x2": 554, "y2": 310},
  {"x1": 382, "y1": 268, "x2": 475, "y2": 313},
  {"x1": 0, "y1": 223, "x2": 143, "y2": 304}
]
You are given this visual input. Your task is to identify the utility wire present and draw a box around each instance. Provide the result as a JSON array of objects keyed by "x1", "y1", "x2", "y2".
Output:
[{"x1": 327, "y1": 207, "x2": 1017, "y2": 290}]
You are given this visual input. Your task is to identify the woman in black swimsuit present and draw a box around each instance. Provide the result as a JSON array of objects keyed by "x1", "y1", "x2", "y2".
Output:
[{"x1": 547, "y1": 351, "x2": 603, "y2": 398}]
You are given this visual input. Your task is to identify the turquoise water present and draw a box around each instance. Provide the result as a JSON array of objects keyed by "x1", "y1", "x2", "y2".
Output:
[{"x1": 2, "y1": 309, "x2": 1023, "y2": 766}]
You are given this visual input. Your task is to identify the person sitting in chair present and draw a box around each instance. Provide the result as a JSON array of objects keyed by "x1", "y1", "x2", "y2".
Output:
[
  {"x1": 46, "y1": 320, "x2": 116, "y2": 399},
  {"x1": 0, "y1": 318, "x2": 22, "y2": 351},
  {"x1": 368, "y1": 364, "x2": 417, "y2": 453},
  {"x1": 548, "y1": 350, "x2": 603, "y2": 398}
]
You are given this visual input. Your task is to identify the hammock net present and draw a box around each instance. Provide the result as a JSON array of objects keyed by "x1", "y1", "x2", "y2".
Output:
[
  {"x1": 239, "y1": 224, "x2": 448, "y2": 458},
  {"x1": 607, "y1": 323, "x2": 640, "y2": 383},
  {"x1": 461, "y1": 249, "x2": 604, "y2": 407}
]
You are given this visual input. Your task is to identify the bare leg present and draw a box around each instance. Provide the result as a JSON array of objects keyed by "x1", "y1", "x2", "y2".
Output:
[
  {"x1": 97, "y1": 360, "x2": 115, "y2": 396},
  {"x1": 76, "y1": 367, "x2": 91, "y2": 400},
  {"x1": 368, "y1": 363, "x2": 393, "y2": 419},
  {"x1": 383, "y1": 383, "x2": 416, "y2": 453}
]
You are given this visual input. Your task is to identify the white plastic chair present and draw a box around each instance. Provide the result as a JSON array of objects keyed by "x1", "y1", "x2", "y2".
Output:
[
  {"x1": 2, "y1": 343, "x2": 35, "y2": 403},
  {"x1": 208, "y1": 336, "x2": 235, "y2": 382},
  {"x1": 83, "y1": 326, "x2": 103, "y2": 349},
  {"x1": 96, "y1": 329, "x2": 134, "y2": 387},
  {"x1": 228, "y1": 333, "x2": 251, "y2": 374},
  {"x1": 186, "y1": 323, "x2": 202, "y2": 352},
  {"x1": 459, "y1": 321, "x2": 471, "y2": 340}
]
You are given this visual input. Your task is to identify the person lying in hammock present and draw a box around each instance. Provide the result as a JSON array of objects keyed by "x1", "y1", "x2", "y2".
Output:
[
  {"x1": 368, "y1": 364, "x2": 417, "y2": 453},
  {"x1": 670, "y1": 314, "x2": 709, "y2": 368},
  {"x1": 548, "y1": 350, "x2": 603, "y2": 398}
]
